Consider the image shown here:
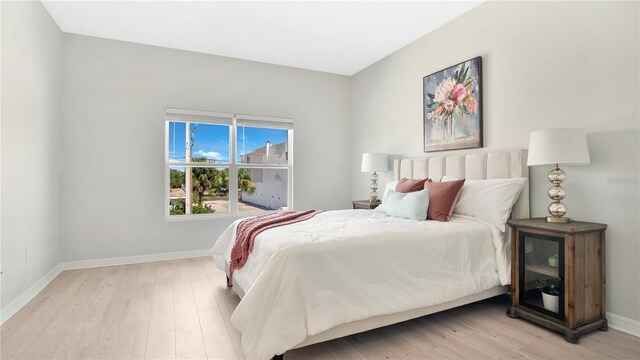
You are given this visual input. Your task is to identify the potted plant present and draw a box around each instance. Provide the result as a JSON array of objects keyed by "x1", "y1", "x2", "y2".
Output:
[{"x1": 536, "y1": 278, "x2": 560, "y2": 313}]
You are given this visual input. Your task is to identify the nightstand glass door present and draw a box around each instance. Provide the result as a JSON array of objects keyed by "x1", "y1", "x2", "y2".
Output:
[{"x1": 519, "y1": 231, "x2": 565, "y2": 321}]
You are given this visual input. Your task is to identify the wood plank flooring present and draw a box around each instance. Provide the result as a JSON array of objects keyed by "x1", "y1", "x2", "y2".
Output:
[{"x1": 1, "y1": 257, "x2": 638, "y2": 359}]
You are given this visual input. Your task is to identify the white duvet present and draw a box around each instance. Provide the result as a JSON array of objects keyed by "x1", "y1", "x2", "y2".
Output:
[{"x1": 211, "y1": 209, "x2": 510, "y2": 359}]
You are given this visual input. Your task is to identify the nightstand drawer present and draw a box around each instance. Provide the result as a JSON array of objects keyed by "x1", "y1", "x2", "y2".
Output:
[{"x1": 352, "y1": 200, "x2": 379, "y2": 210}]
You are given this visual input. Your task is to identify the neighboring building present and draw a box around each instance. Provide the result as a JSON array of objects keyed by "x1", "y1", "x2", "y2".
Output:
[
  {"x1": 240, "y1": 141, "x2": 288, "y2": 210},
  {"x1": 169, "y1": 188, "x2": 186, "y2": 205}
]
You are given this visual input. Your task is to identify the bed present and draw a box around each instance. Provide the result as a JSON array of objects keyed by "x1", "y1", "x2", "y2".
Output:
[{"x1": 211, "y1": 149, "x2": 529, "y2": 359}]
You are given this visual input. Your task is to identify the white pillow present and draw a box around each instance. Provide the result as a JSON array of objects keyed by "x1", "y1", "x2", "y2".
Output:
[
  {"x1": 375, "y1": 180, "x2": 399, "y2": 212},
  {"x1": 441, "y1": 176, "x2": 461, "y2": 182},
  {"x1": 385, "y1": 189, "x2": 429, "y2": 221},
  {"x1": 442, "y1": 176, "x2": 526, "y2": 231}
]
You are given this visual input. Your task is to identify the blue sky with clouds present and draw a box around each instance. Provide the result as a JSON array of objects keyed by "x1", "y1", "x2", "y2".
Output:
[{"x1": 168, "y1": 121, "x2": 287, "y2": 163}]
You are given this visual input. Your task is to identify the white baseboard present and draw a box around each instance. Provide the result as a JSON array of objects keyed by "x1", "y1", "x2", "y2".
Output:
[
  {"x1": 608, "y1": 312, "x2": 640, "y2": 337},
  {"x1": 0, "y1": 263, "x2": 64, "y2": 325},
  {"x1": 60, "y1": 249, "x2": 211, "y2": 270},
  {"x1": 0, "y1": 249, "x2": 211, "y2": 325}
]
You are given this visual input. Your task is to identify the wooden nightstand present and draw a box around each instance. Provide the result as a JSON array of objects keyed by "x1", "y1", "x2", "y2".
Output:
[
  {"x1": 507, "y1": 218, "x2": 607, "y2": 343},
  {"x1": 352, "y1": 200, "x2": 380, "y2": 210}
]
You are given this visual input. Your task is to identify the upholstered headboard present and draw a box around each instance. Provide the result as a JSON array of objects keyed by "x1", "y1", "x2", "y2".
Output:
[{"x1": 393, "y1": 149, "x2": 529, "y2": 220}]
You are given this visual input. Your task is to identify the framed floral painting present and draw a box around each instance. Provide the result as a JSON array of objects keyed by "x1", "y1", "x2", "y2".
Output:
[{"x1": 423, "y1": 57, "x2": 482, "y2": 152}]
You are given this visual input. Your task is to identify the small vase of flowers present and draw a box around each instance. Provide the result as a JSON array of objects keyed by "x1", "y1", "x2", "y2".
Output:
[{"x1": 536, "y1": 278, "x2": 560, "y2": 313}]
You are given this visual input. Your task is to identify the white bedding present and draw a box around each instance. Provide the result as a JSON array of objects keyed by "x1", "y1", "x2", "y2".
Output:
[{"x1": 211, "y1": 209, "x2": 509, "y2": 359}]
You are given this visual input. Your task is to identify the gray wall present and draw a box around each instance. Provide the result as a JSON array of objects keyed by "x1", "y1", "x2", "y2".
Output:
[
  {"x1": 350, "y1": 1, "x2": 639, "y2": 322},
  {"x1": 1, "y1": 1, "x2": 63, "y2": 309},
  {"x1": 60, "y1": 34, "x2": 351, "y2": 262}
]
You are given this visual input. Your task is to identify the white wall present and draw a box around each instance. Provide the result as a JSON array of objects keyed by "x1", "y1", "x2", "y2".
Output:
[
  {"x1": 1, "y1": 1, "x2": 63, "y2": 309},
  {"x1": 350, "y1": 1, "x2": 639, "y2": 323},
  {"x1": 60, "y1": 34, "x2": 351, "y2": 262}
]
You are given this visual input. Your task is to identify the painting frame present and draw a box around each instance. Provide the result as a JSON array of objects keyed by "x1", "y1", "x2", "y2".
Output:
[{"x1": 423, "y1": 56, "x2": 483, "y2": 153}]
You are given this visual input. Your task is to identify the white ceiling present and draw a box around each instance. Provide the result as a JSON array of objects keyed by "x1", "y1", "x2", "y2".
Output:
[{"x1": 42, "y1": 1, "x2": 483, "y2": 76}]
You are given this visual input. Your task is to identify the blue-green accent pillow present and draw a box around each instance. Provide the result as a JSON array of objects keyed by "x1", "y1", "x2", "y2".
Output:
[{"x1": 385, "y1": 189, "x2": 429, "y2": 221}]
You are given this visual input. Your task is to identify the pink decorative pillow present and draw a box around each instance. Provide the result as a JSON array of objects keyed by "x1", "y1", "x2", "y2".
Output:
[
  {"x1": 424, "y1": 179, "x2": 465, "y2": 222},
  {"x1": 395, "y1": 178, "x2": 429, "y2": 193}
]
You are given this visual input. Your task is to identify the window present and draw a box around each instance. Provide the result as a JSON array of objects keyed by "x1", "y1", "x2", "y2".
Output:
[{"x1": 165, "y1": 108, "x2": 293, "y2": 219}]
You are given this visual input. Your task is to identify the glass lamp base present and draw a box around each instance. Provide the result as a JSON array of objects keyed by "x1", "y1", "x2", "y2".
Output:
[
  {"x1": 369, "y1": 171, "x2": 379, "y2": 204},
  {"x1": 546, "y1": 165, "x2": 571, "y2": 224},
  {"x1": 546, "y1": 216, "x2": 571, "y2": 224}
]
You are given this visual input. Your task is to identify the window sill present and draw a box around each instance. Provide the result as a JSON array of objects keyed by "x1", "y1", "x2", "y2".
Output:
[{"x1": 165, "y1": 210, "x2": 278, "y2": 221}]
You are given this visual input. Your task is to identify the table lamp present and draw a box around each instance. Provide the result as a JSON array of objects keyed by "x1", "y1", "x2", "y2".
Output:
[
  {"x1": 361, "y1": 153, "x2": 389, "y2": 204},
  {"x1": 527, "y1": 128, "x2": 590, "y2": 223}
]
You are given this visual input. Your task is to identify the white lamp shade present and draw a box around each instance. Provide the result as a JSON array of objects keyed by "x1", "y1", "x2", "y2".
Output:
[
  {"x1": 361, "y1": 153, "x2": 389, "y2": 172},
  {"x1": 527, "y1": 128, "x2": 590, "y2": 166}
]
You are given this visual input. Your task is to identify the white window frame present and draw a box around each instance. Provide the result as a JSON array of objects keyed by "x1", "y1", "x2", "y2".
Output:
[{"x1": 165, "y1": 108, "x2": 294, "y2": 220}]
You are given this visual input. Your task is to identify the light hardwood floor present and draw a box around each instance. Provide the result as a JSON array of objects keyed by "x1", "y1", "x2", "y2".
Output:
[{"x1": 1, "y1": 257, "x2": 638, "y2": 359}]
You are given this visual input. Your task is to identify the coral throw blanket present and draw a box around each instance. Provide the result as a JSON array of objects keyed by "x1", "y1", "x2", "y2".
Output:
[{"x1": 229, "y1": 210, "x2": 322, "y2": 282}]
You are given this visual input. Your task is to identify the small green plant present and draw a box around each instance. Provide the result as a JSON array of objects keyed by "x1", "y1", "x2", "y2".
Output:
[
  {"x1": 192, "y1": 203, "x2": 215, "y2": 214},
  {"x1": 536, "y1": 278, "x2": 560, "y2": 296},
  {"x1": 170, "y1": 198, "x2": 186, "y2": 215},
  {"x1": 170, "y1": 198, "x2": 215, "y2": 215}
]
